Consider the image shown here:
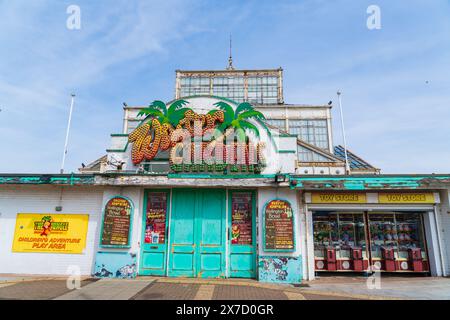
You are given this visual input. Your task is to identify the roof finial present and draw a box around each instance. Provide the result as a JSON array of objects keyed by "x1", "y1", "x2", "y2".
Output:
[{"x1": 227, "y1": 34, "x2": 234, "y2": 70}]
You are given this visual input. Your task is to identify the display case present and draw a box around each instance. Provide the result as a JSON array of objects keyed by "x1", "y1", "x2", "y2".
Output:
[{"x1": 313, "y1": 212, "x2": 334, "y2": 270}]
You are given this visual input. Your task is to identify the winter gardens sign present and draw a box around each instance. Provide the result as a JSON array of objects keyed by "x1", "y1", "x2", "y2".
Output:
[{"x1": 128, "y1": 99, "x2": 269, "y2": 173}]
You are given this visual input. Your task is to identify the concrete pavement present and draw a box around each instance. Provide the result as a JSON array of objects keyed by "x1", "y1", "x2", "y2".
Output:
[
  {"x1": 55, "y1": 278, "x2": 154, "y2": 300},
  {"x1": 302, "y1": 276, "x2": 450, "y2": 300},
  {"x1": 1, "y1": 274, "x2": 449, "y2": 300}
]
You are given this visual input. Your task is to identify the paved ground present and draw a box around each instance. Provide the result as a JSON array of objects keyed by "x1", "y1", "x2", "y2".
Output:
[
  {"x1": 0, "y1": 278, "x2": 96, "y2": 300},
  {"x1": 0, "y1": 275, "x2": 449, "y2": 300},
  {"x1": 132, "y1": 282, "x2": 200, "y2": 300},
  {"x1": 55, "y1": 278, "x2": 152, "y2": 300},
  {"x1": 302, "y1": 275, "x2": 450, "y2": 300}
]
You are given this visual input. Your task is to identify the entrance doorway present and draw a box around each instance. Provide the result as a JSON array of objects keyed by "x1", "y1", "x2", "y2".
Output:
[
  {"x1": 168, "y1": 188, "x2": 226, "y2": 278},
  {"x1": 139, "y1": 188, "x2": 257, "y2": 278},
  {"x1": 312, "y1": 211, "x2": 429, "y2": 273}
]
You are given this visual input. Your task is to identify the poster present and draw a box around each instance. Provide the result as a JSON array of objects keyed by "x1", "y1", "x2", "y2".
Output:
[
  {"x1": 101, "y1": 197, "x2": 132, "y2": 247},
  {"x1": 144, "y1": 192, "x2": 167, "y2": 244},
  {"x1": 12, "y1": 213, "x2": 89, "y2": 253},
  {"x1": 264, "y1": 200, "x2": 294, "y2": 251},
  {"x1": 231, "y1": 192, "x2": 252, "y2": 245}
]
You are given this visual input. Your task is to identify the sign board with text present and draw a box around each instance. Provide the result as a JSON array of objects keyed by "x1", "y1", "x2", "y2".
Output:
[
  {"x1": 100, "y1": 197, "x2": 133, "y2": 248},
  {"x1": 378, "y1": 193, "x2": 435, "y2": 204},
  {"x1": 311, "y1": 192, "x2": 367, "y2": 204}
]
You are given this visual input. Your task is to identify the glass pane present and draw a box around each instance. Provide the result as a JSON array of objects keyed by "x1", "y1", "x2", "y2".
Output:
[
  {"x1": 395, "y1": 212, "x2": 427, "y2": 260},
  {"x1": 231, "y1": 192, "x2": 253, "y2": 245},
  {"x1": 144, "y1": 192, "x2": 168, "y2": 244},
  {"x1": 313, "y1": 212, "x2": 331, "y2": 258}
]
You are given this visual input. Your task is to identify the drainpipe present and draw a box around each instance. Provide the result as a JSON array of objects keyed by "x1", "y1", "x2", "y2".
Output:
[
  {"x1": 304, "y1": 202, "x2": 313, "y2": 280},
  {"x1": 337, "y1": 91, "x2": 350, "y2": 174},
  {"x1": 433, "y1": 205, "x2": 447, "y2": 276}
]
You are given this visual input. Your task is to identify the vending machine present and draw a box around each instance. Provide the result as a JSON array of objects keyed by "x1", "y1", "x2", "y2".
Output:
[
  {"x1": 351, "y1": 247, "x2": 364, "y2": 271},
  {"x1": 381, "y1": 247, "x2": 396, "y2": 271},
  {"x1": 326, "y1": 247, "x2": 337, "y2": 271},
  {"x1": 408, "y1": 248, "x2": 423, "y2": 272}
]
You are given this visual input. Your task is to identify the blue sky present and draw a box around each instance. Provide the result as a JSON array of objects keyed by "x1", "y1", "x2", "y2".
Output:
[{"x1": 0, "y1": 0, "x2": 449, "y2": 174}]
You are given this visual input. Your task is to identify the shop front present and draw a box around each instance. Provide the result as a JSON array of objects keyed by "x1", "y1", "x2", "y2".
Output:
[
  {"x1": 305, "y1": 191, "x2": 440, "y2": 274},
  {"x1": 92, "y1": 95, "x2": 302, "y2": 281}
]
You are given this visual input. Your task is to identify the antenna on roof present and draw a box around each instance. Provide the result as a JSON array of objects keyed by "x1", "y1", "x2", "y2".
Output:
[{"x1": 227, "y1": 34, "x2": 235, "y2": 70}]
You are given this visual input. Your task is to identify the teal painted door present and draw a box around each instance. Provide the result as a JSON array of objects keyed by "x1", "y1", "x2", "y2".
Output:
[
  {"x1": 228, "y1": 190, "x2": 257, "y2": 278},
  {"x1": 168, "y1": 188, "x2": 226, "y2": 278},
  {"x1": 139, "y1": 190, "x2": 170, "y2": 276}
]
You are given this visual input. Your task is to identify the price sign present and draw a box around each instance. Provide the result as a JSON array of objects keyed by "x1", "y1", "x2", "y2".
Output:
[
  {"x1": 101, "y1": 197, "x2": 133, "y2": 247},
  {"x1": 144, "y1": 192, "x2": 168, "y2": 244},
  {"x1": 264, "y1": 199, "x2": 294, "y2": 251},
  {"x1": 231, "y1": 192, "x2": 253, "y2": 245}
]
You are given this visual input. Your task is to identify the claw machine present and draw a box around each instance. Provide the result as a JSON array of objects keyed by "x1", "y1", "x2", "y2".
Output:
[
  {"x1": 313, "y1": 212, "x2": 337, "y2": 271},
  {"x1": 367, "y1": 212, "x2": 429, "y2": 273},
  {"x1": 313, "y1": 212, "x2": 369, "y2": 272},
  {"x1": 395, "y1": 213, "x2": 429, "y2": 272},
  {"x1": 335, "y1": 213, "x2": 368, "y2": 271}
]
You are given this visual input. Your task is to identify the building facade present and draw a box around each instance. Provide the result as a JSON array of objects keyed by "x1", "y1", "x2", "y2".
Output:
[{"x1": 1, "y1": 66, "x2": 449, "y2": 283}]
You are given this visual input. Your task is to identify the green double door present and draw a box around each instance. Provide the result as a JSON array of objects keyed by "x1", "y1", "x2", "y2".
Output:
[{"x1": 168, "y1": 188, "x2": 226, "y2": 278}]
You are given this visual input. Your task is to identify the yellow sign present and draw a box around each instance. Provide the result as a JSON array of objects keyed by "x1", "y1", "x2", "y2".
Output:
[
  {"x1": 12, "y1": 214, "x2": 89, "y2": 254},
  {"x1": 378, "y1": 193, "x2": 435, "y2": 204},
  {"x1": 311, "y1": 192, "x2": 367, "y2": 204}
]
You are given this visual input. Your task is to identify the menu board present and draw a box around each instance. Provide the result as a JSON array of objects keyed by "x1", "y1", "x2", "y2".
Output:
[
  {"x1": 264, "y1": 200, "x2": 294, "y2": 251},
  {"x1": 101, "y1": 197, "x2": 132, "y2": 247},
  {"x1": 144, "y1": 192, "x2": 167, "y2": 244},
  {"x1": 231, "y1": 192, "x2": 253, "y2": 245}
]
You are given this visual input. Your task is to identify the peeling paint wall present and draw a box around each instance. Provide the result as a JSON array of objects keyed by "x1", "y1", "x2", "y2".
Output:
[{"x1": 438, "y1": 189, "x2": 450, "y2": 275}]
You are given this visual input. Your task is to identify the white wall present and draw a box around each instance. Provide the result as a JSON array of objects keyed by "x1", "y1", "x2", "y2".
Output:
[
  {"x1": 257, "y1": 188, "x2": 302, "y2": 254},
  {"x1": 96, "y1": 188, "x2": 144, "y2": 266},
  {"x1": 438, "y1": 189, "x2": 450, "y2": 275},
  {"x1": 0, "y1": 185, "x2": 104, "y2": 275}
]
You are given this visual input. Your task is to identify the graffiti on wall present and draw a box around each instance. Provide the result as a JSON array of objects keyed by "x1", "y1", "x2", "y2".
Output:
[
  {"x1": 94, "y1": 251, "x2": 137, "y2": 279},
  {"x1": 258, "y1": 256, "x2": 302, "y2": 284}
]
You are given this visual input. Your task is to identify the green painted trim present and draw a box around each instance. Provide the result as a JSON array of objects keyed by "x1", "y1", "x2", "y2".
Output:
[
  {"x1": 106, "y1": 146, "x2": 128, "y2": 153},
  {"x1": 168, "y1": 173, "x2": 275, "y2": 179},
  {"x1": 99, "y1": 196, "x2": 134, "y2": 249},
  {"x1": 279, "y1": 133, "x2": 298, "y2": 138},
  {"x1": 0, "y1": 174, "x2": 95, "y2": 185},
  {"x1": 139, "y1": 189, "x2": 171, "y2": 276},
  {"x1": 166, "y1": 95, "x2": 239, "y2": 107},
  {"x1": 289, "y1": 175, "x2": 450, "y2": 190},
  {"x1": 262, "y1": 198, "x2": 296, "y2": 253},
  {"x1": 111, "y1": 134, "x2": 129, "y2": 137}
]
